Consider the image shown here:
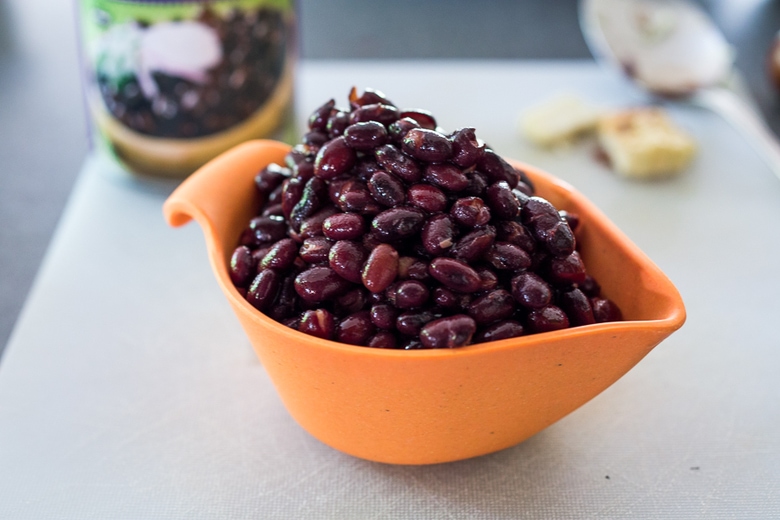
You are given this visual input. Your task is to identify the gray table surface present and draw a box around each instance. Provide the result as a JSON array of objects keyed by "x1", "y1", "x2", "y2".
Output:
[
  {"x1": 1, "y1": 60, "x2": 778, "y2": 519},
  {"x1": 4, "y1": 0, "x2": 780, "y2": 356}
]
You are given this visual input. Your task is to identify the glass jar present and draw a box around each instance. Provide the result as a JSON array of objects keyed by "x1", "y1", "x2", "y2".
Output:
[{"x1": 76, "y1": 0, "x2": 297, "y2": 177}]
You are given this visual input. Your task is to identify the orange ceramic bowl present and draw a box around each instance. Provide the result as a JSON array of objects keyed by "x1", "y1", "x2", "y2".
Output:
[{"x1": 163, "y1": 139, "x2": 685, "y2": 465}]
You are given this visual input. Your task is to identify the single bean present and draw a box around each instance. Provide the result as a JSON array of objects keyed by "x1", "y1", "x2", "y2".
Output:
[
  {"x1": 314, "y1": 136, "x2": 357, "y2": 180},
  {"x1": 511, "y1": 272, "x2": 552, "y2": 309},
  {"x1": 374, "y1": 144, "x2": 422, "y2": 183},
  {"x1": 428, "y1": 257, "x2": 482, "y2": 293},
  {"x1": 361, "y1": 243, "x2": 399, "y2": 293},
  {"x1": 322, "y1": 212, "x2": 366, "y2": 241},
  {"x1": 450, "y1": 127, "x2": 484, "y2": 168},
  {"x1": 368, "y1": 171, "x2": 405, "y2": 207},
  {"x1": 559, "y1": 288, "x2": 596, "y2": 326},
  {"x1": 336, "y1": 311, "x2": 375, "y2": 346},
  {"x1": 450, "y1": 197, "x2": 491, "y2": 228},
  {"x1": 349, "y1": 103, "x2": 400, "y2": 126},
  {"x1": 467, "y1": 289, "x2": 515, "y2": 325},
  {"x1": 371, "y1": 206, "x2": 426, "y2": 242},
  {"x1": 343, "y1": 121, "x2": 388, "y2": 150},
  {"x1": 299, "y1": 236, "x2": 333, "y2": 264},
  {"x1": 407, "y1": 183, "x2": 448, "y2": 213},
  {"x1": 229, "y1": 246, "x2": 257, "y2": 287},
  {"x1": 474, "y1": 320, "x2": 524, "y2": 343},
  {"x1": 402, "y1": 128, "x2": 453, "y2": 162},
  {"x1": 294, "y1": 266, "x2": 352, "y2": 304},
  {"x1": 485, "y1": 181, "x2": 520, "y2": 220},
  {"x1": 450, "y1": 226, "x2": 496, "y2": 263},
  {"x1": 388, "y1": 117, "x2": 421, "y2": 143},
  {"x1": 299, "y1": 308, "x2": 336, "y2": 340},
  {"x1": 421, "y1": 214, "x2": 457, "y2": 256},
  {"x1": 260, "y1": 238, "x2": 298, "y2": 271},
  {"x1": 308, "y1": 98, "x2": 335, "y2": 131},
  {"x1": 526, "y1": 305, "x2": 570, "y2": 334},
  {"x1": 419, "y1": 315, "x2": 476, "y2": 348},
  {"x1": 328, "y1": 240, "x2": 368, "y2": 283},
  {"x1": 247, "y1": 269, "x2": 281, "y2": 311},
  {"x1": 423, "y1": 163, "x2": 470, "y2": 192}
]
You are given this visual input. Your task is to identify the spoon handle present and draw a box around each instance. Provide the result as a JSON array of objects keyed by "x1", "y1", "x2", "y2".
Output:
[{"x1": 692, "y1": 88, "x2": 780, "y2": 182}]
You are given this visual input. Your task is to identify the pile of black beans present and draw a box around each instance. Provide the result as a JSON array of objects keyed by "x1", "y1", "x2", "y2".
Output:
[{"x1": 229, "y1": 88, "x2": 622, "y2": 349}]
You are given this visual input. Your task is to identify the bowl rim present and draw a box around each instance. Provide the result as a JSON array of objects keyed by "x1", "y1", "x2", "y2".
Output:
[{"x1": 169, "y1": 139, "x2": 686, "y2": 359}]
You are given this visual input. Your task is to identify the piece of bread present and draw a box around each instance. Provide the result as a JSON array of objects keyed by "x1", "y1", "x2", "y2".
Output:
[
  {"x1": 521, "y1": 94, "x2": 603, "y2": 147},
  {"x1": 597, "y1": 108, "x2": 696, "y2": 178}
]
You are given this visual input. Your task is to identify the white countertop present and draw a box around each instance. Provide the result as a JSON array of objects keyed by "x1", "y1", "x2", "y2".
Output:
[{"x1": 1, "y1": 60, "x2": 779, "y2": 519}]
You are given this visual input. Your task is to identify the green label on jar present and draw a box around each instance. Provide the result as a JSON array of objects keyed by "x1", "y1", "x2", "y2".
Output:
[{"x1": 78, "y1": 0, "x2": 296, "y2": 176}]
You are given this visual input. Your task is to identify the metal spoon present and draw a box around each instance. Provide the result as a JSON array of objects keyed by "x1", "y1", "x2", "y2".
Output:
[{"x1": 579, "y1": 0, "x2": 780, "y2": 180}]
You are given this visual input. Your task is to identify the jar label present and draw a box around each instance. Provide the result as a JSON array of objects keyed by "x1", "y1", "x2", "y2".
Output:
[{"x1": 77, "y1": 0, "x2": 296, "y2": 176}]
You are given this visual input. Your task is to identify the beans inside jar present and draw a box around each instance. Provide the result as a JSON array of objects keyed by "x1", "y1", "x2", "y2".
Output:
[{"x1": 231, "y1": 87, "x2": 623, "y2": 348}]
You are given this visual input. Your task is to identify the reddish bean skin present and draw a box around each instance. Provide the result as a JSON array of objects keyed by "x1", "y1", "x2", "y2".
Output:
[
  {"x1": 308, "y1": 98, "x2": 335, "y2": 131},
  {"x1": 298, "y1": 206, "x2": 338, "y2": 239},
  {"x1": 328, "y1": 240, "x2": 368, "y2": 283},
  {"x1": 485, "y1": 181, "x2": 520, "y2": 220},
  {"x1": 230, "y1": 246, "x2": 257, "y2": 287},
  {"x1": 420, "y1": 315, "x2": 477, "y2": 348},
  {"x1": 374, "y1": 144, "x2": 422, "y2": 183},
  {"x1": 281, "y1": 177, "x2": 306, "y2": 220},
  {"x1": 367, "y1": 331, "x2": 398, "y2": 349},
  {"x1": 326, "y1": 110, "x2": 350, "y2": 138},
  {"x1": 299, "y1": 309, "x2": 336, "y2": 340},
  {"x1": 361, "y1": 243, "x2": 399, "y2": 293},
  {"x1": 407, "y1": 184, "x2": 448, "y2": 213},
  {"x1": 388, "y1": 117, "x2": 421, "y2": 143},
  {"x1": 371, "y1": 206, "x2": 426, "y2": 242},
  {"x1": 343, "y1": 121, "x2": 388, "y2": 150},
  {"x1": 336, "y1": 311, "x2": 375, "y2": 346},
  {"x1": 337, "y1": 179, "x2": 381, "y2": 215},
  {"x1": 478, "y1": 148, "x2": 520, "y2": 187},
  {"x1": 450, "y1": 127, "x2": 484, "y2": 168},
  {"x1": 294, "y1": 266, "x2": 351, "y2": 304},
  {"x1": 299, "y1": 236, "x2": 333, "y2": 264},
  {"x1": 260, "y1": 238, "x2": 298, "y2": 271},
  {"x1": 526, "y1": 305, "x2": 570, "y2": 334},
  {"x1": 421, "y1": 214, "x2": 457, "y2": 256},
  {"x1": 495, "y1": 221, "x2": 536, "y2": 253},
  {"x1": 370, "y1": 303, "x2": 398, "y2": 330},
  {"x1": 433, "y1": 287, "x2": 459, "y2": 309},
  {"x1": 322, "y1": 212, "x2": 366, "y2": 240},
  {"x1": 511, "y1": 272, "x2": 552, "y2": 309},
  {"x1": 521, "y1": 197, "x2": 576, "y2": 258},
  {"x1": 349, "y1": 103, "x2": 400, "y2": 126},
  {"x1": 402, "y1": 128, "x2": 453, "y2": 163},
  {"x1": 396, "y1": 310, "x2": 437, "y2": 337},
  {"x1": 335, "y1": 287, "x2": 370, "y2": 315},
  {"x1": 428, "y1": 257, "x2": 482, "y2": 293},
  {"x1": 247, "y1": 269, "x2": 281, "y2": 311},
  {"x1": 255, "y1": 163, "x2": 290, "y2": 195},
  {"x1": 546, "y1": 251, "x2": 587, "y2": 285},
  {"x1": 559, "y1": 288, "x2": 596, "y2": 326},
  {"x1": 389, "y1": 280, "x2": 430, "y2": 309},
  {"x1": 591, "y1": 297, "x2": 623, "y2": 323},
  {"x1": 423, "y1": 163, "x2": 470, "y2": 192},
  {"x1": 484, "y1": 242, "x2": 532, "y2": 271},
  {"x1": 399, "y1": 109, "x2": 437, "y2": 130},
  {"x1": 397, "y1": 256, "x2": 430, "y2": 281},
  {"x1": 349, "y1": 87, "x2": 394, "y2": 109},
  {"x1": 450, "y1": 197, "x2": 491, "y2": 228},
  {"x1": 367, "y1": 171, "x2": 405, "y2": 207},
  {"x1": 467, "y1": 289, "x2": 515, "y2": 325},
  {"x1": 247, "y1": 215, "x2": 287, "y2": 246},
  {"x1": 314, "y1": 136, "x2": 357, "y2": 180},
  {"x1": 474, "y1": 320, "x2": 524, "y2": 343},
  {"x1": 450, "y1": 226, "x2": 496, "y2": 263}
]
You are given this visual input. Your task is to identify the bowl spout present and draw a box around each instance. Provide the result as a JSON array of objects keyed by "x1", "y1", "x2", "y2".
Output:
[{"x1": 163, "y1": 139, "x2": 291, "y2": 268}]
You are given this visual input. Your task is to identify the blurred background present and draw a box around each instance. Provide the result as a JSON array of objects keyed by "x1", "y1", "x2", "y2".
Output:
[{"x1": 1, "y1": 0, "x2": 779, "y2": 355}]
